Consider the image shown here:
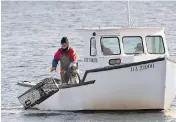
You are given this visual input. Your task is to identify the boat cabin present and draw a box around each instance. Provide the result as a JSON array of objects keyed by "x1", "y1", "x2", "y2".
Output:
[{"x1": 76, "y1": 27, "x2": 169, "y2": 71}]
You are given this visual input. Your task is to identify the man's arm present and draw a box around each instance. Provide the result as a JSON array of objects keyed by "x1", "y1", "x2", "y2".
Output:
[
  {"x1": 52, "y1": 59, "x2": 59, "y2": 67},
  {"x1": 51, "y1": 49, "x2": 61, "y2": 72}
]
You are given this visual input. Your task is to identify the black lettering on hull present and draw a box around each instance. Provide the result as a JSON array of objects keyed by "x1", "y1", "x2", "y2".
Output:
[{"x1": 131, "y1": 63, "x2": 155, "y2": 72}]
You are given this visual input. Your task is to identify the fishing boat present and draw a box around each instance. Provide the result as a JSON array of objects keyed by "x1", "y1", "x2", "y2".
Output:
[{"x1": 17, "y1": 2, "x2": 176, "y2": 111}]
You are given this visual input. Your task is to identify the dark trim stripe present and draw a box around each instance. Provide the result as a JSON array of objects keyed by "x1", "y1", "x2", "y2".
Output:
[
  {"x1": 59, "y1": 80, "x2": 95, "y2": 89},
  {"x1": 82, "y1": 57, "x2": 165, "y2": 82}
]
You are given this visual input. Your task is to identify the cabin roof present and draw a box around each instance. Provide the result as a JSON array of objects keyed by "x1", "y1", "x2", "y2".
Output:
[
  {"x1": 76, "y1": 27, "x2": 164, "y2": 31},
  {"x1": 76, "y1": 27, "x2": 165, "y2": 35}
]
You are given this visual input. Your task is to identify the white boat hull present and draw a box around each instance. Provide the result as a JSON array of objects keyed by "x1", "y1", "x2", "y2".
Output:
[
  {"x1": 32, "y1": 57, "x2": 176, "y2": 110},
  {"x1": 164, "y1": 58, "x2": 176, "y2": 109}
]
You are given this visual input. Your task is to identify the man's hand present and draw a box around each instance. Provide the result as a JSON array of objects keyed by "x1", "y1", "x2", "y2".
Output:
[
  {"x1": 50, "y1": 67, "x2": 56, "y2": 72},
  {"x1": 60, "y1": 69, "x2": 66, "y2": 75}
]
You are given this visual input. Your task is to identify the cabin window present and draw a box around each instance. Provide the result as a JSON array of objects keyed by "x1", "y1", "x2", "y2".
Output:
[
  {"x1": 100, "y1": 37, "x2": 121, "y2": 55},
  {"x1": 146, "y1": 36, "x2": 165, "y2": 54},
  {"x1": 122, "y1": 36, "x2": 144, "y2": 54},
  {"x1": 90, "y1": 37, "x2": 97, "y2": 56}
]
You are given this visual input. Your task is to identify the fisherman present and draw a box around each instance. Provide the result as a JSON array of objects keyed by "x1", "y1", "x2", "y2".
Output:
[
  {"x1": 101, "y1": 41, "x2": 113, "y2": 55},
  {"x1": 50, "y1": 37, "x2": 79, "y2": 84},
  {"x1": 134, "y1": 43, "x2": 144, "y2": 54}
]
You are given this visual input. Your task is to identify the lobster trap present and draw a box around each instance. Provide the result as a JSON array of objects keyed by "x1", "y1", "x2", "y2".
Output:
[{"x1": 18, "y1": 78, "x2": 60, "y2": 109}]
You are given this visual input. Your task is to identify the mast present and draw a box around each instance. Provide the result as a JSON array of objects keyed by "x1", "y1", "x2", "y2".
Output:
[{"x1": 127, "y1": 0, "x2": 132, "y2": 27}]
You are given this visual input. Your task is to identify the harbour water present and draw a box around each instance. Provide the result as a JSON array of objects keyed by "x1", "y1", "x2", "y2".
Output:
[{"x1": 1, "y1": 1, "x2": 176, "y2": 122}]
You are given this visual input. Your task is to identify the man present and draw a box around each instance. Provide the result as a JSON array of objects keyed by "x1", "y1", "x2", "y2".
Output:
[
  {"x1": 50, "y1": 37, "x2": 79, "y2": 84},
  {"x1": 134, "y1": 43, "x2": 144, "y2": 54},
  {"x1": 101, "y1": 44, "x2": 113, "y2": 55}
]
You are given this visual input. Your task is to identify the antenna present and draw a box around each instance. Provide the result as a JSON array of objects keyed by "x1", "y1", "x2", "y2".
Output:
[{"x1": 127, "y1": 1, "x2": 134, "y2": 27}]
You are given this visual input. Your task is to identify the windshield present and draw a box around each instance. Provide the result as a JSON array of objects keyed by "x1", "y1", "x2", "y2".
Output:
[
  {"x1": 146, "y1": 36, "x2": 165, "y2": 54},
  {"x1": 100, "y1": 37, "x2": 121, "y2": 55},
  {"x1": 122, "y1": 36, "x2": 144, "y2": 54}
]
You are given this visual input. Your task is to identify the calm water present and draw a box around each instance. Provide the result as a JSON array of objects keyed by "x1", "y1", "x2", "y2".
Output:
[{"x1": 1, "y1": 1, "x2": 176, "y2": 122}]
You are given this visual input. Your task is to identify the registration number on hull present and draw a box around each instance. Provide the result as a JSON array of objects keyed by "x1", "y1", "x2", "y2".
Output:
[{"x1": 131, "y1": 63, "x2": 154, "y2": 72}]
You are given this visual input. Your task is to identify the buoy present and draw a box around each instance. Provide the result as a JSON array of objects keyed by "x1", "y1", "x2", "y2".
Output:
[{"x1": 17, "y1": 81, "x2": 36, "y2": 87}]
